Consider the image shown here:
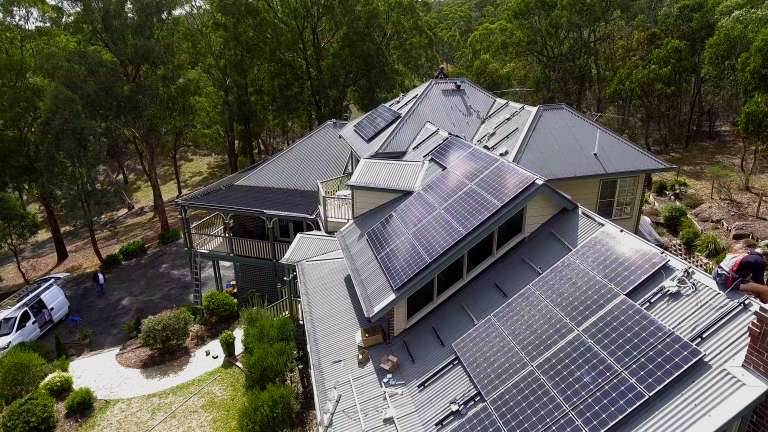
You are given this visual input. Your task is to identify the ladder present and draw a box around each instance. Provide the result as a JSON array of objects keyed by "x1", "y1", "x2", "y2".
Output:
[{"x1": 191, "y1": 252, "x2": 203, "y2": 305}]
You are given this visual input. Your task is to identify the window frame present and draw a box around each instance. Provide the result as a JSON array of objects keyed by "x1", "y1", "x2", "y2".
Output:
[{"x1": 597, "y1": 176, "x2": 639, "y2": 220}]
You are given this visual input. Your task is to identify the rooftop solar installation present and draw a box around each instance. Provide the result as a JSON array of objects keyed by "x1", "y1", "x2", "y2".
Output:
[
  {"x1": 365, "y1": 137, "x2": 536, "y2": 289},
  {"x1": 626, "y1": 333, "x2": 704, "y2": 394},
  {"x1": 548, "y1": 414, "x2": 585, "y2": 432},
  {"x1": 571, "y1": 374, "x2": 646, "y2": 432},
  {"x1": 445, "y1": 404, "x2": 504, "y2": 432},
  {"x1": 353, "y1": 104, "x2": 401, "y2": 141},
  {"x1": 487, "y1": 368, "x2": 567, "y2": 432}
]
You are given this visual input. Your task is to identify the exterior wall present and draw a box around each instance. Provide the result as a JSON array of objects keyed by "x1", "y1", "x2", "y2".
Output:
[
  {"x1": 524, "y1": 192, "x2": 563, "y2": 235},
  {"x1": 744, "y1": 305, "x2": 768, "y2": 432},
  {"x1": 393, "y1": 301, "x2": 408, "y2": 336},
  {"x1": 234, "y1": 260, "x2": 287, "y2": 305},
  {"x1": 352, "y1": 188, "x2": 403, "y2": 218}
]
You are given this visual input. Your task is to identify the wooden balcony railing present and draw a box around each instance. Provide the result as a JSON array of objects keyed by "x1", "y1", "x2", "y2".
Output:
[
  {"x1": 189, "y1": 231, "x2": 291, "y2": 261},
  {"x1": 318, "y1": 174, "x2": 353, "y2": 228}
]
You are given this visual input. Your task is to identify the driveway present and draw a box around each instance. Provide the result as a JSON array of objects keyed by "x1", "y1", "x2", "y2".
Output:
[{"x1": 40, "y1": 241, "x2": 212, "y2": 352}]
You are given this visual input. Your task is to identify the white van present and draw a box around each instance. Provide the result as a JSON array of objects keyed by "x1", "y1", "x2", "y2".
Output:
[{"x1": 0, "y1": 274, "x2": 70, "y2": 352}]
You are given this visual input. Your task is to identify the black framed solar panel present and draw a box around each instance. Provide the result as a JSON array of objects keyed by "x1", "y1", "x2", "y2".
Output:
[
  {"x1": 393, "y1": 192, "x2": 438, "y2": 229},
  {"x1": 429, "y1": 136, "x2": 473, "y2": 167},
  {"x1": 487, "y1": 368, "x2": 568, "y2": 432},
  {"x1": 376, "y1": 236, "x2": 428, "y2": 288},
  {"x1": 453, "y1": 319, "x2": 529, "y2": 397},
  {"x1": 548, "y1": 414, "x2": 585, "y2": 432},
  {"x1": 421, "y1": 170, "x2": 471, "y2": 205},
  {"x1": 582, "y1": 297, "x2": 671, "y2": 368},
  {"x1": 443, "y1": 186, "x2": 501, "y2": 233},
  {"x1": 625, "y1": 333, "x2": 703, "y2": 394},
  {"x1": 366, "y1": 214, "x2": 409, "y2": 256},
  {"x1": 492, "y1": 290, "x2": 575, "y2": 363},
  {"x1": 570, "y1": 229, "x2": 668, "y2": 294},
  {"x1": 353, "y1": 104, "x2": 401, "y2": 141},
  {"x1": 531, "y1": 257, "x2": 621, "y2": 328},
  {"x1": 410, "y1": 211, "x2": 465, "y2": 261},
  {"x1": 571, "y1": 374, "x2": 646, "y2": 432},
  {"x1": 445, "y1": 403, "x2": 505, "y2": 432},
  {"x1": 449, "y1": 147, "x2": 500, "y2": 182},
  {"x1": 474, "y1": 161, "x2": 537, "y2": 205}
]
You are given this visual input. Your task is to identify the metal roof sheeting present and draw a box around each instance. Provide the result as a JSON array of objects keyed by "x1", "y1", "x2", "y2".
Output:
[
  {"x1": 513, "y1": 105, "x2": 675, "y2": 179},
  {"x1": 236, "y1": 120, "x2": 351, "y2": 191},
  {"x1": 280, "y1": 232, "x2": 340, "y2": 265},
  {"x1": 177, "y1": 185, "x2": 318, "y2": 217},
  {"x1": 348, "y1": 159, "x2": 425, "y2": 192}
]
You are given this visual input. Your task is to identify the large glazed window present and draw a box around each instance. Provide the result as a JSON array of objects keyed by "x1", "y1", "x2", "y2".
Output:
[
  {"x1": 467, "y1": 233, "x2": 494, "y2": 273},
  {"x1": 436, "y1": 257, "x2": 464, "y2": 297},
  {"x1": 407, "y1": 280, "x2": 435, "y2": 319},
  {"x1": 597, "y1": 177, "x2": 638, "y2": 220},
  {"x1": 497, "y1": 209, "x2": 524, "y2": 248}
]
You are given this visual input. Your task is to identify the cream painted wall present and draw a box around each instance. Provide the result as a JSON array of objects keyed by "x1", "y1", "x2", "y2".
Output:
[
  {"x1": 352, "y1": 188, "x2": 403, "y2": 218},
  {"x1": 524, "y1": 192, "x2": 564, "y2": 235},
  {"x1": 550, "y1": 175, "x2": 645, "y2": 232},
  {"x1": 393, "y1": 301, "x2": 407, "y2": 336}
]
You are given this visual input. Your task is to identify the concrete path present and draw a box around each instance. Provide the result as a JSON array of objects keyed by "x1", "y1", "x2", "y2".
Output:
[{"x1": 70, "y1": 328, "x2": 244, "y2": 399}]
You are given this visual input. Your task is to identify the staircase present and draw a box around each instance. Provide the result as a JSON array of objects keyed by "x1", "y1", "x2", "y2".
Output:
[{"x1": 191, "y1": 252, "x2": 203, "y2": 305}]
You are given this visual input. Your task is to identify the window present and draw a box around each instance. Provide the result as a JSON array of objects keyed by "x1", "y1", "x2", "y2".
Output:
[
  {"x1": 467, "y1": 233, "x2": 494, "y2": 273},
  {"x1": 498, "y1": 209, "x2": 524, "y2": 248},
  {"x1": 598, "y1": 177, "x2": 638, "y2": 219},
  {"x1": 17, "y1": 310, "x2": 30, "y2": 329},
  {"x1": 276, "y1": 220, "x2": 292, "y2": 240},
  {"x1": 407, "y1": 280, "x2": 435, "y2": 319},
  {"x1": 437, "y1": 257, "x2": 464, "y2": 296}
]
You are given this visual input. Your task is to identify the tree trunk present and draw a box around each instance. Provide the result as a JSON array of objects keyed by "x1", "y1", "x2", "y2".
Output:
[
  {"x1": 79, "y1": 188, "x2": 104, "y2": 263},
  {"x1": 172, "y1": 134, "x2": 183, "y2": 197},
  {"x1": 8, "y1": 243, "x2": 28, "y2": 284},
  {"x1": 144, "y1": 139, "x2": 170, "y2": 233},
  {"x1": 684, "y1": 74, "x2": 702, "y2": 149},
  {"x1": 225, "y1": 115, "x2": 238, "y2": 174},
  {"x1": 118, "y1": 160, "x2": 129, "y2": 186},
  {"x1": 39, "y1": 195, "x2": 68, "y2": 263}
]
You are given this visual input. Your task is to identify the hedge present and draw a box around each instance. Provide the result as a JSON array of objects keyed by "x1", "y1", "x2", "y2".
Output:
[
  {"x1": 139, "y1": 309, "x2": 193, "y2": 351},
  {"x1": 1, "y1": 391, "x2": 56, "y2": 432},
  {"x1": 202, "y1": 290, "x2": 238, "y2": 322}
]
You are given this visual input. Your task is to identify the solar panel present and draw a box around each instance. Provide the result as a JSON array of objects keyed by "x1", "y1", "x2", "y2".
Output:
[
  {"x1": 453, "y1": 319, "x2": 529, "y2": 397},
  {"x1": 536, "y1": 334, "x2": 621, "y2": 408},
  {"x1": 421, "y1": 170, "x2": 470, "y2": 205},
  {"x1": 353, "y1": 104, "x2": 401, "y2": 141},
  {"x1": 570, "y1": 229, "x2": 668, "y2": 294},
  {"x1": 410, "y1": 211, "x2": 464, "y2": 260},
  {"x1": 531, "y1": 257, "x2": 621, "y2": 328},
  {"x1": 393, "y1": 192, "x2": 437, "y2": 229},
  {"x1": 366, "y1": 214, "x2": 408, "y2": 256},
  {"x1": 571, "y1": 374, "x2": 646, "y2": 432},
  {"x1": 377, "y1": 236, "x2": 428, "y2": 288},
  {"x1": 443, "y1": 186, "x2": 500, "y2": 233},
  {"x1": 487, "y1": 368, "x2": 567, "y2": 432},
  {"x1": 429, "y1": 136, "x2": 473, "y2": 167},
  {"x1": 582, "y1": 297, "x2": 671, "y2": 368},
  {"x1": 474, "y1": 161, "x2": 537, "y2": 205},
  {"x1": 449, "y1": 148, "x2": 500, "y2": 182},
  {"x1": 626, "y1": 333, "x2": 703, "y2": 394},
  {"x1": 445, "y1": 404, "x2": 504, "y2": 432},
  {"x1": 492, "y1": 290, "x2": 575, "y2": 363},
  {"x1": 548, "y1": 414, "x2": 585, "y2": 432}
]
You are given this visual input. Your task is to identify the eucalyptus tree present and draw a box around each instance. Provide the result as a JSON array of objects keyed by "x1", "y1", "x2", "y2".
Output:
[{"x1": 0, "y1": 193, "x2": 41, "y2": 284}]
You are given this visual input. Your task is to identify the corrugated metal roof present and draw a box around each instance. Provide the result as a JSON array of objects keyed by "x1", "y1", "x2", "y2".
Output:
[
  {"x1": 236, "y1": 120, "x2": 352, "y2": 191},
  {"x1": 348, "y1": 159, "x2": 425, "y2": 192},
  {"x1": 472, "y1": 101, "x2": 533, "y2": 157},
  {"x1": 512, "y1": 105, "x2": 675, "y2": 179},
  {"x1": 280, "y1": 232, "x2": 340, "y2": 265},
  {"x1": 177, "y1": 185, "x2": 319, "y2": 217}
]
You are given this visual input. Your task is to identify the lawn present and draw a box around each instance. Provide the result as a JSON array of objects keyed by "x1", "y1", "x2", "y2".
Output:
[{"x1": 78, "y1": 366, "x2": 244, "y2": 432}]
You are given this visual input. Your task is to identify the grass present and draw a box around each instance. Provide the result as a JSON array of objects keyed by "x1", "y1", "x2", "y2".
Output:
[{"x1": 78, "y1": 366, "x2": 244, "y2": 432}]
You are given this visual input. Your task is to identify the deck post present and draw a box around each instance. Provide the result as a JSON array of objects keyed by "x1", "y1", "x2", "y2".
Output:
[{"x1": 224, "y1": 213, "x2": 234, "y2": 254}]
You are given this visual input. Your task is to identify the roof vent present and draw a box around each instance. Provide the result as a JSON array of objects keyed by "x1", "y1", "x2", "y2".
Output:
[
  {"x1": 497, "y1": 147, "x2": 509, "y2": 157},
  {"x1": 453, "y1": 81, "x2": 462, "y2": 90}
]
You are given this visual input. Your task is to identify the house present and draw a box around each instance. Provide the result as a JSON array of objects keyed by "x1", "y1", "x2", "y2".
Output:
[
  {"x1": 293, "y1": 135, "x2": 768, "y2": 431},
  {"x1": 175, "y1": 77, "x2": 672, "y2": 304}
]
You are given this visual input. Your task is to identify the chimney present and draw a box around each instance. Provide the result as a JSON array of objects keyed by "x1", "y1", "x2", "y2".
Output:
[{"x1": 743, "y1": 305, "x2": 768, "y2": 431}]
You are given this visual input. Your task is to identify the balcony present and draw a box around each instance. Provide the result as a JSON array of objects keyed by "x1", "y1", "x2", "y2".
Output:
[
  {"x1": 189, "y1": 213, "x2": 291, "y2": 261},
  {"x1": 319, "y1": 174, "x2": 353, "y2": 232}
]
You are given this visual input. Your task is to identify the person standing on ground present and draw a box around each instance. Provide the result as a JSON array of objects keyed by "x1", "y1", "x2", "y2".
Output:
[
  {"x1": 714, "y1": 241, "x2": 768, "y2": 302},
  {"x1": 92, "y1": 270, "x2": 106, "y2": 297}
]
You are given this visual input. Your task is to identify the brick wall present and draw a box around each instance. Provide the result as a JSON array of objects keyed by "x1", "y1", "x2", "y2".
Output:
[{"x1": 743, "y1": 305, "x2": 768, "y2": 432}]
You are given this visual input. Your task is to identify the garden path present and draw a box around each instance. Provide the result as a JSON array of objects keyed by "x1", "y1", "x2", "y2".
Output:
[{"x1": 69, "y1": 328, "x2": 244, "y2": 399}]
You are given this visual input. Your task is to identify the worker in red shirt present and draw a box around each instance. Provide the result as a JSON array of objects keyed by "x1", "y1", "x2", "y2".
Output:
[{"x1": 714, "y1": 241, "x2": 768, "y2": 302}]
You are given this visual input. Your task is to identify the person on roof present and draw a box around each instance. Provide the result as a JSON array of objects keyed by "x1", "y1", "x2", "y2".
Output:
[{"x1": 714, "y1": 241, "x2": 768, "y2": 302}]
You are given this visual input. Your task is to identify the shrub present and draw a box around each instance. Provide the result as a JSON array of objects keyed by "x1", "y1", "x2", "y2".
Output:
[
  {"x1": 744, "y1": 238, "x2": 759, "y2": 249},
  {"x1": 64, "y1": 387, "x2": 95, "y2": 416},
  {"x1": 158, "y1": 228, "x2": 181, "y2": 245},
  {"x1": 139, "y1": 309, "x2": 193, "y2": 351},
  {"x1": 101, "y1": 253, "x2": 122, "y2": 271},
  {"x1": 220, "y1": 330, "x2": 236, "y2": 358},
  {"x1": 51, "y1": 357, "x2": 69, "y2": 373},
  {"x1": 39, "y1": 372, "x2": 73, "y2": 398},
  {"x1": 202, "y1": 290, "x2": 238, "y2": 322},
  {"x1": 669, "y1": 178, "x2": 689, "y2": 189},
  {"x1": 241, "y1": 308, "x2": 296, "y2": 347},
  {"x1": 714, "y1": 250, "x2": 728, "y2": 266},
  {"x1": 661, "y1": 204, "x2": 688, "y2": 233},
  {"x1": 9, "y1": 341, "x2": 53, "y2": 360},
  {"x1": 682, "y1": 193, "x2": 705, "y2": 209},
  {"x1": 122, "y1": 315, "x2": 143, "y2": 338},
  {"x1": 117, "y1": 240, "x2": 147, "y2": 261},
  {"x1": 679, "y1": 227, "x2": 701, "y2": 251},
  {"x1": 0, "y1": 349, "x2": 48, "y2": 402},
  {"x1": 1, "y1": 391, "x2": 56, "y2": 432},
  {"x1": 652, "y1": 179, "x2": 669, "y2": 195},
  {"x1": 77, "y1": 327, "x2": 92, "y2": 344},
  {"x1": 189, "y1": 324, "x2": 207, "y2": 344},
  {"x1": 242, "y1": 342, "x2": 295, "y2": 390},
  {"x1": 54, "y1": 332, "x2": 67, "y2": 360},
  {"x1": 237, "y1": 384, "x2": 298, "y2": 432},
  {"x1": 696, "y1": 233, "x2": 727, "y2": 259}
]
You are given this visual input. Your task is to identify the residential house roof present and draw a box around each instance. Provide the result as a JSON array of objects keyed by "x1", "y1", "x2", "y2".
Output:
[
  {"x1": 347, "y1": 159, "x2": 426, "y2": 192},
  {"x1": 178, "y1": 185, "x2": 319, "y2": 218},
  {"x1": 280, "y1": 232, "x2": 341, "y2": 265}
]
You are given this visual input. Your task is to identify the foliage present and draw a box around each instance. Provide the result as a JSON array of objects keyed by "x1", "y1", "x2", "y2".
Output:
[
  {"x1": 0, "y1": 348, "x2": 48, "y2": 402},
  {"x1": 652, "y1": 179, "x2": 669, "y2": 195},
  {"x1": 661, "y1": 204, "x2": 689, "y2": 233},
  {"x1": 189, "y1": 324, "x2": 207, "y2": 344},
  {"x1": 241, "y1": 308, "x2": 296, "y2": 346},
  {"x1": 237, "y1": 384, "x2": 299, "y2": 432},
  {"x1": 220, "y1": 330, "x2": 236, "y2": 358},
  {"x1": 696, "y1": 233, "x2": 727, "y2": 259},
  {"x1": 78, "y1": 327, "x2": 93, "y2": 344},
  {"x1": 682, "y1": 193, "x2": 705, "y2": 209},
  {"x1": 54, "y1": 332, "x2": 67, "y2": 360},
  {"x1": 39, "y1": 372, "x2": 73, "y2": 398},
  {"x1": 158, "y1": 228, "x2": 181, "y2": 245},
  {"x1": 705, "y1": 164, "x2": 737, "y2": 200},
  {"x1": 202, "y1": 290, "x2": 238, "y2": 322},
  {"x1": 51, "y1": 357, "x2": 70, "y2": 373},
  {"x1": 240, "y1": 308, "x2": 297, "y2": 390},
  {"x1": 64, "y1": 387, "x2": 96, "y2": 416},
  {"x1": 101, "y1": 253, "x2": 122, "y2": 271},
  {"x1": 139, "y1": 309, "x2": 193, "y2": 352},
  {"x1": 122, "y1": 315, "x2": 143, "y2": 338},
  {"x1": 0, "y1": 194, "x2": 41, "y2": 283},
  {"x1": 117, "y1": 240, "x2": 147, "y2": 261},
  {"x1": 1, "y1": 391, "x2": 56, "y2": 432},
  {"x1": 181, "y1": 304, "x2": 204, "y2": 324},
  {"x1": 679, "y1": 227, "x2": 701, "y2": 251},
  {"x1": 9, "y1": 341, "x2": 53, "y2": 361}
]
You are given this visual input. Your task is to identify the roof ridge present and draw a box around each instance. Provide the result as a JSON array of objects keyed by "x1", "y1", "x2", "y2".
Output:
[
  {"x1": 374, "y1": 80, "x2": 436, "y2": 155},
  {"x1": 511, "y1": 106, "x2": 544, "y2": 164}
]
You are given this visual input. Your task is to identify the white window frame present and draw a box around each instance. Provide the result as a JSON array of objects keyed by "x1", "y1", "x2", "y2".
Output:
[
  {"x1": 275, "y1": 220, "x2": 310, "y2": 242},
  {"x1": 597, "y1": 176, "x2": 638, "y2": 220}
]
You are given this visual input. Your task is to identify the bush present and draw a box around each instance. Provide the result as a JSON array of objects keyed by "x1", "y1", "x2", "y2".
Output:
[
  {"x1": 9, "y1": 341, "x2": 53, "y2": 360},
  {"x1": 39, "y1": 372, "x2": 73, "y2": 398},
  {"x1": 158, "y1": 228, "x2": 181, "y2": 245},
  {"x1": 661, "y1": 204, "x2": 688, "y2": 233},
  {"x1": 669, "y1": 178, "x2": 689, "y2": 189},
  {"x1": 0, "y1": 349, "x2": 48, "y2": 402},
  {"x1": 237, "y1": 384, "x2": 298, "y2": 432},
  {"x1": 54, "y1": 332, "x2": 67, "y2": 360},
  {"x1": 696, "y1": 233, "x2": 727, "y2": 259},
  {"x1": 139, "y1": 309, "x2": 193, "y2": 351},
  {"x1": 1, "y1": 391, "x2": 56, "y2": 432},
  {"x1": 682, "y1": 193, "x2": 705, "y2": 209},
  {"x1": 220, "y1": 330, "x2": 236, "y2": 358},
  {"x1": 241, "y1": 308, "x2": 296, "y2": 347},
  {"x1": 242, "y1": 342, "x2": 295, "y2": 390},
  {"x1": 679, "y1": 227, "x2": 701, "y2": 251},
  {"x1": 117, "y1": 240, "x2": 147, "y2": 261},
  {"x1": 51, "y1": 357, "x2": 69, "y2": 373},
  {"x1": 122, "y1": 315, "x2": 143, "y2": 338},
  {"x1": 202, "y1": 290, "x2": 238, "y2": 322},
  {"x1": 652, "y1": 179, "x2": 669, "y2": 195},
  {"x1": 64, "y1": 387, "x2": 95, "y2": 416},
  {"x1": 101, "y1": 253, "x2": 122, "y2": 271}
]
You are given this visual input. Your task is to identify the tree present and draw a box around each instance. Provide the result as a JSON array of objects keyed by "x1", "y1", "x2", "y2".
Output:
[
  {"x1": 737, "y1": 93, "x2": 768, "y2": 190},
  {"x1": 0, "y1": 194, "x2": 40, "y2": 284}
]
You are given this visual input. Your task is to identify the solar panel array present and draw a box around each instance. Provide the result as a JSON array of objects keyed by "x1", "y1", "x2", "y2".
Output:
[
  {"x1": 449, "y1": 234, "x2": 702, "y2": 432},
  {"x1": 365, "y1": 137, "x2": 536, "y2": 289},
  {"x1": 353, "y1": 104, "x2": 401, "y2": 141}
]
